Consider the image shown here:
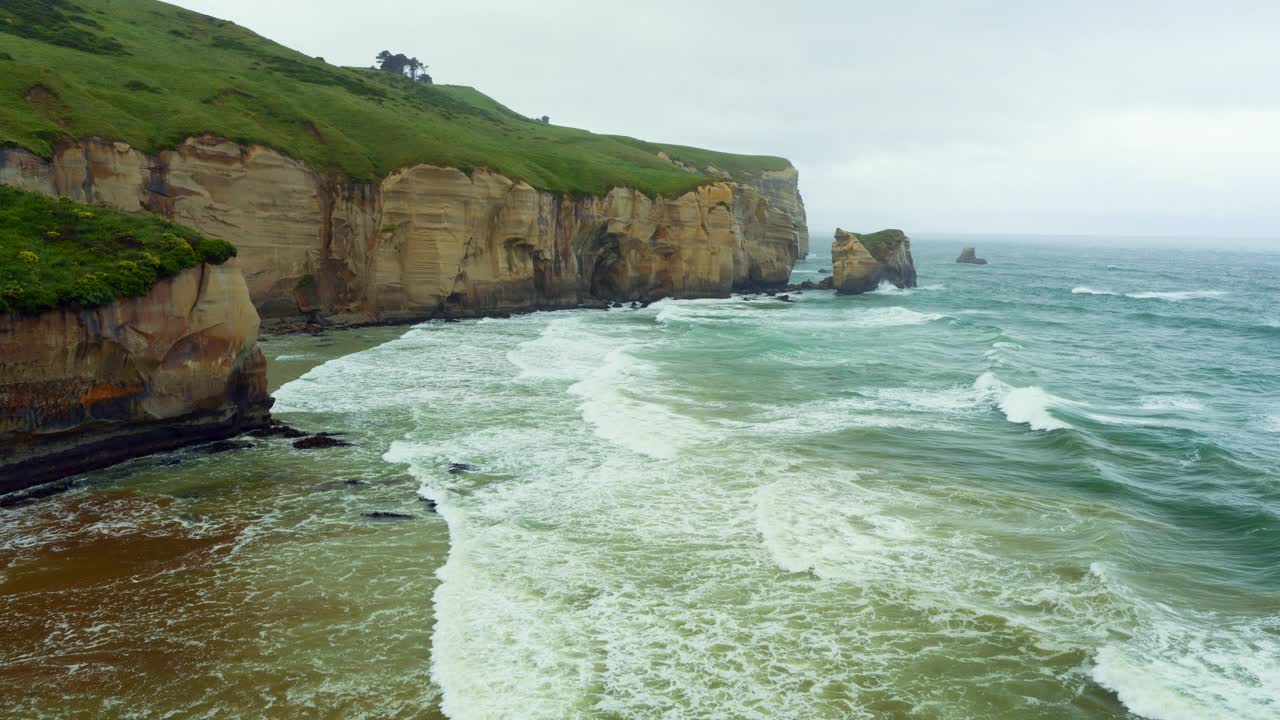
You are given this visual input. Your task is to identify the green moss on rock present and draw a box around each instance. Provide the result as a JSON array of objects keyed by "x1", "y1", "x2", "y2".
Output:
[
  {"x1": 0, "y1": 185, "x2": 236, "y2": 314},
  {"x1": 854, "y1": 229, "x2": 908, "y2": 263}
]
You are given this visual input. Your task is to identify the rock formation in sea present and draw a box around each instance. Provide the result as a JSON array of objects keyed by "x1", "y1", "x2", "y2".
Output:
[
  {"x1": 957, "y1": 246, "x2": 989, "y2": 264},
  {"x1": 831, "y1": 228, "x2": 918, "y2": 294},
  {"x1": 0, "y1": 261, "x2": 272, "y2": 493},
  {"x1": 1, "y1": 138, "x2": 806, "y2": 329}
]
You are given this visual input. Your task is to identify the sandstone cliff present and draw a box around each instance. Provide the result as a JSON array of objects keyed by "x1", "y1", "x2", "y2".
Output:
[
  {"x1": 734, "y1": 166, "x2": 810, "y2": 257},
  {"x1": 0, "y1": 261, "x2": 272, "y2": 493},
  {"x1": 1, "y1": 138, "x2": 805, "y2": 328},
  {"x1": 831, "y1": 228, "x2": 918, "y2": 294}
]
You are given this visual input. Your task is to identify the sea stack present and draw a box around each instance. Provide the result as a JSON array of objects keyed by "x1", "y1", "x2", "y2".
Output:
[
  {"x1": 831, "y1": 228, "x2": 918, "y2": 294},
  {"x1": 956, "y1": 246, "x2": 989, "y2": 264}
]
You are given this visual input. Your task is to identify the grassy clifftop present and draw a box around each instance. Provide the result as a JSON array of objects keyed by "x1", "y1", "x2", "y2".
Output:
[
  {"x1": 0, "y1": 185, "x2": 234, "y2": 314},
  {"x1": 0, "y1": 0, "x2": 791, "y2": 195}
]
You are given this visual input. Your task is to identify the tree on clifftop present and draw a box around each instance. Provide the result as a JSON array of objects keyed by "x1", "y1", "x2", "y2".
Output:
[{"x1": 375, "y1": 50, "x2": 432, "y2": 84}]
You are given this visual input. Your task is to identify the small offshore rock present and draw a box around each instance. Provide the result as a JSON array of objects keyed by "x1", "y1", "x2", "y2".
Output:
[
  {"x1": 418, "y1": 496, "x2": 438, "y2": 513},
  {"x1": 363, "y1": 511, "x2": 415, "y2": 521},
  {"x1": 817, "y1": 268, "x2": 831, "y2": 274},
  {"x1": 956, "y1": 246, "x2": 989, "y2": 265},
  {"x1": 344, "y1": 479, "x2": 370, "y2": 487},
  {"x1": 447, "y1": 462, "x2": 478, "y2": 475},
  {"x1": 293, "y1": 434, "x2": 354, "y2": 450},
  {"x1": 630, "y1": 301, "x2": 641, "y2": 309},
  {"x1": 777, "y1": 294, "x2": 794, "y2": 303},
  {"x1": 611, "y1": 302, "x2": 624, "y2": 308}
]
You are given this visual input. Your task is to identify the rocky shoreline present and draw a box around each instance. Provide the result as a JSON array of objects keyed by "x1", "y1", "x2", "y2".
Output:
[{"x1": 0, "y1": 262, "x2": 273, "y2": 494}]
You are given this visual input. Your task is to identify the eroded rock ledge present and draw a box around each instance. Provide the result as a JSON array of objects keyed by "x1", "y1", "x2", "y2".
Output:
[
  {"x1": 0, "y1": 261, "x2": 272, "y2": 493},
  {"x1": 1, "y1": 137, "x2": 806, "y2": 329}
]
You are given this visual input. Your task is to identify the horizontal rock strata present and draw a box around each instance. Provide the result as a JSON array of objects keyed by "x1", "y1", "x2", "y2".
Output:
[{"x1": 2, "y1": 137, "x2": 807, "y2": 329}]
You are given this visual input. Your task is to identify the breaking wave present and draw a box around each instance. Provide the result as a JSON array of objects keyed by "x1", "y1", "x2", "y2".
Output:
[{"x1": 975, "y1": 372, "x2": 1074, "y2": 431}]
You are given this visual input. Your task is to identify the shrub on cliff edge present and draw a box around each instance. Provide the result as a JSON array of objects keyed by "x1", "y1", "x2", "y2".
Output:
[{"x1": 0, "y1": 186, "x2": 237, "y2": 314}]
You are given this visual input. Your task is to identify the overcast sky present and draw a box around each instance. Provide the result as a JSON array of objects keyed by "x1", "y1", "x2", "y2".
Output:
[{"x1": 173, "y1": 0, "x2": 1279, "y2": 242}]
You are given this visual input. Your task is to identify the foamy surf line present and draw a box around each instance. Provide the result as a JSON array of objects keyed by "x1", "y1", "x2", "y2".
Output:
[
  {"x1": 1072, "y1": 287, "x2": 1229, "y2": 301},
  {"x1": 869, "y1": 280, "x2": 945, "y2": 295}
]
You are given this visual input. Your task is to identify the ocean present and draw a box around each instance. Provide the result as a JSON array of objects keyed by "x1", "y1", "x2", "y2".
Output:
[{"x1": 2, "y1": 237, "x2": 1277, "y2": 719}]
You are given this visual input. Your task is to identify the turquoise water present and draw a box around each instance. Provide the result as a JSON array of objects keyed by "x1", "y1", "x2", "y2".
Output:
[
  {"x1": 273, "y1": 238, "x2": 1280, "y2": 719},
  {"x1": 2, "y1": 238, "x2": 1277, "y2": 719}
]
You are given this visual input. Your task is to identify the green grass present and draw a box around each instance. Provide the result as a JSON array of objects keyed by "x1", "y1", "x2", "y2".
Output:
[
  {"x1": 0, "y1": 185, "x2": 235, "y2": 314},
  {"x1": 856, "y1": 229, "x2": 908, "y2": 261},
  {"x1": 0, "y1": 0, "x2": 791, "y2": 195}
]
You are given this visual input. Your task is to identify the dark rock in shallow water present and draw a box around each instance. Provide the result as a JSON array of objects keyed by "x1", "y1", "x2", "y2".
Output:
[
  {"x1": 447, "y1": 462, "x2": 478, "y2": 475},
  {"x1": 344, "y1": 479, "x2": 370, "y2": 487},
  {"x1": 818, "y1": 276, "x2": 834, "y2": 290},
  {"x1": 956, "y1": 246, "x2": 989, "y2": 265},
  {"x1": 777, "y1": 294, "x2": 795, "y2": 303},
  {"x1": 630, "y1": 301, "x2": 641, "y2": 309},
  {"x1": 610, "y1": 302, "x2": 624, "y2": 308},
  {"x1": 363, "y1": 511, "x2": 415, "y2": 520},
  {"x1": 418, "y1": 496, "x2": 438, "y2": 512},
  {"x1": 293, "y1": 434, "x2": 354, "y2": 450},
  {"x1": 817, "y1": 268, "x2": 830, "y2": 274},
  {"x1": 247, "y1": 422, "x2": 306, "y2": 439},
  {"x1": 0, "y1": 479, "x2": 76, "y2": 507},
  {"x1": 202, "y1": 440, "x2": 254, "y2": 454}
]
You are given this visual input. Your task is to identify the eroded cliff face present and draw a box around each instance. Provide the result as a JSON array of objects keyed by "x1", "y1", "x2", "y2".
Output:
[
  {"x1": 734, "y1": 166, "x2": 810, "y2": 257},
  {"x1": 1, "y1": 137, "x2": 805, "y2": 328},
  {"x1": 831, "y1": 228, "x2": 918, "y2": 294},
  {"x1": 0, "y1": 261, "x2": 272, "y2": 492}
]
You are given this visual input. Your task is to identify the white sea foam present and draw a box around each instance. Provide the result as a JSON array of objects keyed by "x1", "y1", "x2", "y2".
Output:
[
  {"x1": 1261, "y1": 413, "x2": 1280, "y2": 433},
  {"x1": 506, "y1": 316, "x2": 615, "y2": 381},
  {"x1": 569, "y1": 345, "x2": 702, "y2": 459},
  {"x1": 975, "y1": 372, "x2": 1074, "y2": 431},
  {"x1": 984, "y1": 340, "x2": 1024, "y2": 367},
  {"x1": 272, "y1": 353, "x2": 313, "y2": 361},
  {"x1": 868, "y1": 280, "x2": 945, "y2": 295},
  {"x1": 1129, "y1": 290, "x2": 1228, "y2": 300},
  {"x1": 871, "y1": 279, "x2": 908, "y2": 294},
  {"x1": 1072, "y1": 286, "x2": 1228, "y2": 301},
  {"x1": 1091, "y1": 616, "x2": 1280, "y2": 720},
  {"x1": 1138, "y1": 395, "x2": 1206, "y2": 413},
  {"x1": 849, "y1": 306, "x2": 944, "y2": 327}
]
